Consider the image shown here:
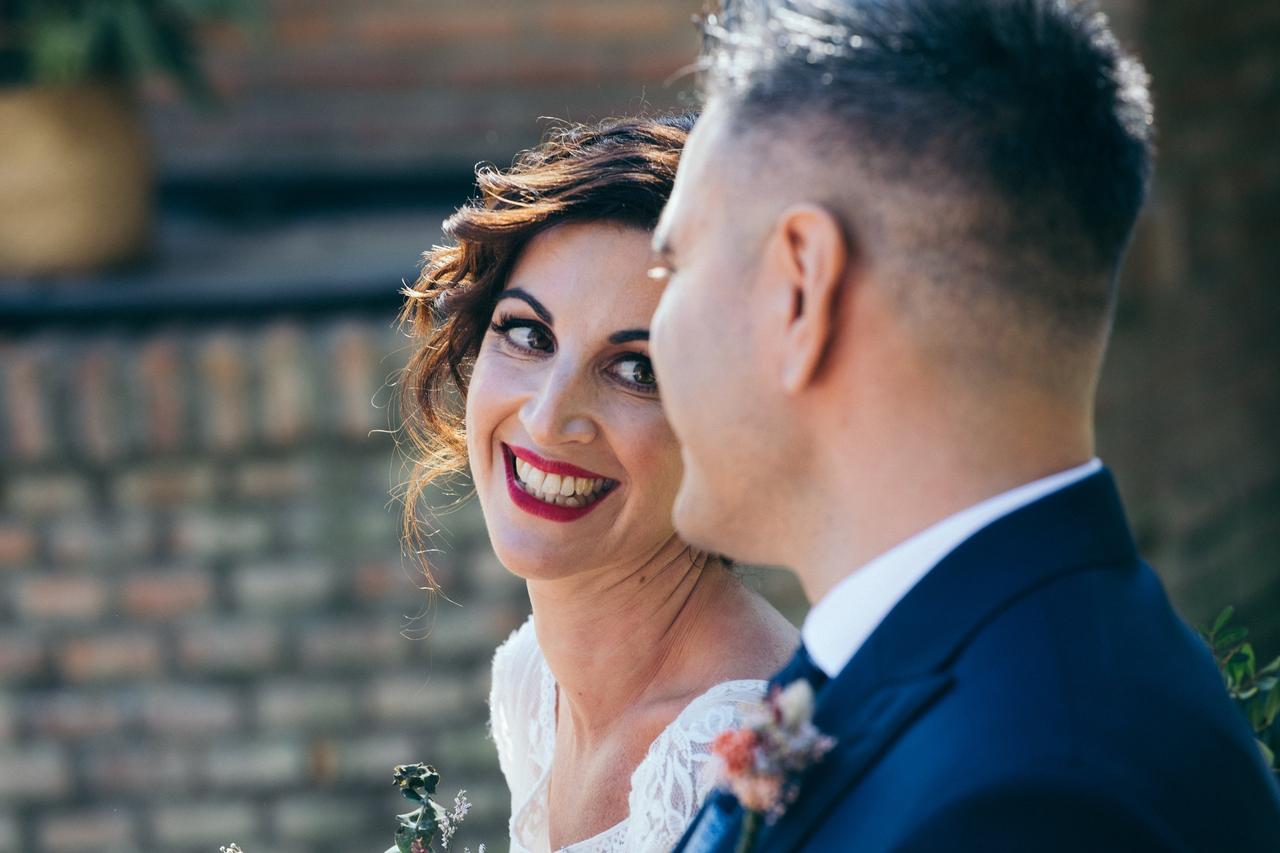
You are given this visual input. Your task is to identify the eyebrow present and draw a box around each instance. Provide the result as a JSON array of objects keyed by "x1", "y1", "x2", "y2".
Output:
[
  {"x1": 495, "y1": 288, "x2": 553, "y2": 324},
  {"x1": 608, "y1": 329, "x2": 650, "y2": 345}
]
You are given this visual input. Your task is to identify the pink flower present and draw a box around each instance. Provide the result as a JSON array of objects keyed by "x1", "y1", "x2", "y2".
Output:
[
  {"x1": 712, "y1": 728, "x2": 761, "y2": 776},
  {"x1": 731, "y1": 773, "x2": 784, "y2": 813},
  {"x1": 709, "y1": 678, "x2": 837, "y2": 826}
]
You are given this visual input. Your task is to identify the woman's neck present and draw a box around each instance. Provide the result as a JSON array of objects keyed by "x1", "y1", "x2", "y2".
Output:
[{"x1": 527, "y1": 535, "x2": 729, "y2": 746}]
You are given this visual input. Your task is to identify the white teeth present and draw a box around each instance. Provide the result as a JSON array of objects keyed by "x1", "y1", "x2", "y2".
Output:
[{"x1": 512, "y1": 451, "x2": 614, "y2": 508}]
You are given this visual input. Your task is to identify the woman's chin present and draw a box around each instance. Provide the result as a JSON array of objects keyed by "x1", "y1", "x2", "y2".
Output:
[{"x1": 488, "y1": 535, "x2": 585, "y2": 582}]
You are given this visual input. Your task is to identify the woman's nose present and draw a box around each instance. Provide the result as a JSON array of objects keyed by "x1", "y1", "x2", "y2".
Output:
[{"x1": 519, "y1": 364, "x2": 598, "y2": 447}]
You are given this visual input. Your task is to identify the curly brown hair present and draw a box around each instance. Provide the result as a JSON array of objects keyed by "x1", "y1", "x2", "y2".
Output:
[{"x1": 394, "y1": 112, "x2": 696, "y2": 587}]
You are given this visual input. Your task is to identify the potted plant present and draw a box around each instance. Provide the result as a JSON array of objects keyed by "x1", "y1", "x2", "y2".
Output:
[{"x1": 0, "y1": 0, "x2": 252, "y2": 277}]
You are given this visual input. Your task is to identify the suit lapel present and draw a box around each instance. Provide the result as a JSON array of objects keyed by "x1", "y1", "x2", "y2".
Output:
[
  {"x1": 677, "y1": 790, "x2": 743, "y2": 853},
  {"x1": 751, "y1": 672, "x2": 953, "y2": 852},
  {"x1": 751, "y1": 469, "x2": 1139, "y2": 851}
]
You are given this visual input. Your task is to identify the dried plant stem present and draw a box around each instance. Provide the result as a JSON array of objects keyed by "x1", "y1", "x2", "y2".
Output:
[{"x1": 736, "y1": 811, "x2": 761, "y2": 853}]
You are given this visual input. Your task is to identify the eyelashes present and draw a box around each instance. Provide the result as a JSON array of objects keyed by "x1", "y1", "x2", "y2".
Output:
[
  {"x1": 609, "y1": 355, "x2": 657, "y2": 392},
  {"x1": 490, "y1": 315, "x2": 553, "y2": 353},
  {"x1": 487, "y1": 313, "x2": 658, "y2": 395}
]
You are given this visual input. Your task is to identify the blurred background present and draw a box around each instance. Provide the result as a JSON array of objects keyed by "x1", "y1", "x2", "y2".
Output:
[{"x1": 0, "y1": 1, "x2": 1276, "y2": 851}]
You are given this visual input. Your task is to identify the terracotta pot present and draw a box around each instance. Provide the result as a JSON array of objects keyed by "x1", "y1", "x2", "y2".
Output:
[{"x1": 0, "y1": 82, "x2": 153, "y2": 277}]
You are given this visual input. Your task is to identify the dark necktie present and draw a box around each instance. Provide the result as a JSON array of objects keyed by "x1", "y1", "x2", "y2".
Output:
[{"x1": 771, "y1": 643, "x2": 830, "y2": 694}]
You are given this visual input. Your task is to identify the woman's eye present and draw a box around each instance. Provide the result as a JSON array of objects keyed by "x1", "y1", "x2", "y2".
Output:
[
  {"x1": 507, "y1": 325, "x2": 552, "y2": 351},
  {"x1": 490, "y1": 318, "x2": 554, "y2": 353},
  {"x1": 612, "y1": 356, "x2": 658, "y2": 392}
]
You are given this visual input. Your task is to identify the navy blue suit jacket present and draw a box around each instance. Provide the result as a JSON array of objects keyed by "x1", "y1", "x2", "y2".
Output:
[{"x1": 674, "y1": 469, "x2": 1280, "y2": 851}]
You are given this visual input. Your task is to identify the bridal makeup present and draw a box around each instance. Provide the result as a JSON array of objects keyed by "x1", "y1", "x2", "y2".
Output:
[
  {"x1": 463, "y1": 221, "x2": 685, "y2": 580},
  {"x1": 502, "y1": 442, "x2": 619, "y2": 522}
]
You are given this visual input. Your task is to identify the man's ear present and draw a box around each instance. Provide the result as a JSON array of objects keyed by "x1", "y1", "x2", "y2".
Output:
[{"x1": 768, "y1": 204, "x2": 849, "y2": 394}]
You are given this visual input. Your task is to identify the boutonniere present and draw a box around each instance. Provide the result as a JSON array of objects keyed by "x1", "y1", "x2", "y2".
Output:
[{"x1": 709, "y1": 679, "x2": 837, "y2": 852}]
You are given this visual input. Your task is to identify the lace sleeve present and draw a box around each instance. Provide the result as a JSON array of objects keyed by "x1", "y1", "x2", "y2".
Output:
[
  {"x1": 621, "y1": 680, "x2": 767, "y2": 853},
  {"x1": 488, "y1": 615, "x2": 547, "y2": 817}
]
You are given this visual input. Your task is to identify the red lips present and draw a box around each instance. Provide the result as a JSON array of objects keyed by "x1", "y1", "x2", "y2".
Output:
[
  {"x1": 502, "y1": 444, "x2": 616, "y2": 523},
  {"x1": 507, "y1": 444, "x2": 609, "y2": 481}
]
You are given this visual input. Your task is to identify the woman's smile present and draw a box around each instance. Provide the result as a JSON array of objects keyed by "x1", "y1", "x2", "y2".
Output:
[{"x1": 503, "y1": 443, "x2": 620, "y2": 522}]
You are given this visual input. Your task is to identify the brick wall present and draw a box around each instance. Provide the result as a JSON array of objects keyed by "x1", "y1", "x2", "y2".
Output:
[
  {"x1": 0, "y1": 317, "x2": 536, "y2": 852},
  {"x1": 148, "y1": 0, "x2": 704, "y2": 180},
  {"x1": 1098, "y1": 0, "x2": 1280, "y2": 647}
]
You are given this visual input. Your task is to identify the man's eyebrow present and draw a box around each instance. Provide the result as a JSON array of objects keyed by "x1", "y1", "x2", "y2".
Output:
[
  {"x1": 608, "y1": 329, "x2": 649, "y2": 345},
  {"x1": 495, "y1": 288, "x2": 553, "y2": 324}
]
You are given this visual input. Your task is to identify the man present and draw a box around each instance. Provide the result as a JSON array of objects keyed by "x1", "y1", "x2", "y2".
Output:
[{"x1": 649, "y1": 1, "x2": 1280, "y2": 850}]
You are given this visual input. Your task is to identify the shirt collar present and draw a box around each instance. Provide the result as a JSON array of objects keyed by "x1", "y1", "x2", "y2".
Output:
[{"x1": 801, "y1": 458, "x2": 1103, "y2": 678}]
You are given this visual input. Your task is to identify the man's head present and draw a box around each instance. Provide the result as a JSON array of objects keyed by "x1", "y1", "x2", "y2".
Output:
[{"x1": 650, "y1": 0, "x2": 1154, "y2": 569}]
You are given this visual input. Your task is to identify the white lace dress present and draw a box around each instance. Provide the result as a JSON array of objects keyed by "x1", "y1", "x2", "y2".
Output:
[{"x1": 489, "y1": 616, "x2": 767, "y2": 853}]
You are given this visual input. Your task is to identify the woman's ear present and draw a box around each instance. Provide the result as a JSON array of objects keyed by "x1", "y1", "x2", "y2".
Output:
[{"x1": 768, "y1": 204, "x2": 849, "y2": 394}]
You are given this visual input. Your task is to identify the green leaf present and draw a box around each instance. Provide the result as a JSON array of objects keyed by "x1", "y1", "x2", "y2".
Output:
[
  {"x1": 394, "y1": 801, "x2": 446, "y2": 853},
  {"x1": 391, "y1": 763, "x2": 451, "y2": 852},
  {"x1": 1215, "y1": 626, "x2": 1249, "y2": 651},
  {"x1": 1258, "y1": 739, "x2": 1275, "y2": 772},
  {"x1": 1211, "y1": 606, "x2": 1235, "y2": 637},
  {"x1": 1247, "y1": 695, "x2": 1270, "y2": 731},
  {"x1": 395, "y1": 823, "x2": 415, "y2": 853},
  {"x1": 393, "y1": 763, "x2": 441, "y2": 805},
  {"x1": 29, "y1": 14, "x2": 96, "y2": 82},
  {"x1": 6, "y1": 0, "x2": 255, "y2": 101},
  {"x1": 117, "y1": 0, "x2": 162, "y2": 74},
  {"x1": 1257, "y1": 655, "x2": 1280, "y2": 678},
  {"x1": 1228, "y1": 644, "x2": 1257, "y2": 678},
  {"x1": 1264, "y1": 684, "x2": 1280, "y2": 729}
]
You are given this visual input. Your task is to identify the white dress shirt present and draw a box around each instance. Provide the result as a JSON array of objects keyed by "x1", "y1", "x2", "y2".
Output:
[{"x1": 801, "y1": 458, "x2": 1104, "y2": 678}]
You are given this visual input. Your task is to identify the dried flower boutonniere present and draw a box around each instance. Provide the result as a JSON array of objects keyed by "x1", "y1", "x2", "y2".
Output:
[{"x1": 708, "y1": 679, "x2": 836, "y2": 852}]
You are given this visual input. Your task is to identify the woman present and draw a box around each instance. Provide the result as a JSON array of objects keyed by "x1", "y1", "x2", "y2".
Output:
[{"x1": 397, "y1": 114, "x2": 798, "y2": 853}]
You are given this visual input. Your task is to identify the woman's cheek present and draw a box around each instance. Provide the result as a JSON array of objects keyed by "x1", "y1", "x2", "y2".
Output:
[
  {"x1": 622, "y1": 408, "x2": 685, "y2": 520},
  {"x1": 463, "y1": 357, "x2": 501, "y2": 479}
]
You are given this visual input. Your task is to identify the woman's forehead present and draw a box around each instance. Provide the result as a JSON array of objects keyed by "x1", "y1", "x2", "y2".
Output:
[{"x1": 505, "y1": 223, "x2": 662, "y2": 324}]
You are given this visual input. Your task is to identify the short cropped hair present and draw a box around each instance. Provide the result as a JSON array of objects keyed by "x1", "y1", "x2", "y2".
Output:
[{"x1": 700, "y1": 0, "x2": 1155, "y2": 334}]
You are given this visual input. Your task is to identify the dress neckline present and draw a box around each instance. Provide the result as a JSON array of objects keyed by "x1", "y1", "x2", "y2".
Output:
[{"x1": 527, "y1": 648, "x2": 766, "y2": 852}]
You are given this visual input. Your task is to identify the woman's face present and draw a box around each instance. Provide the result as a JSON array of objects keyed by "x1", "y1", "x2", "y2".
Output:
[{"x1": 465, "y1": 221, "x2": 683, "y2": 580}]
